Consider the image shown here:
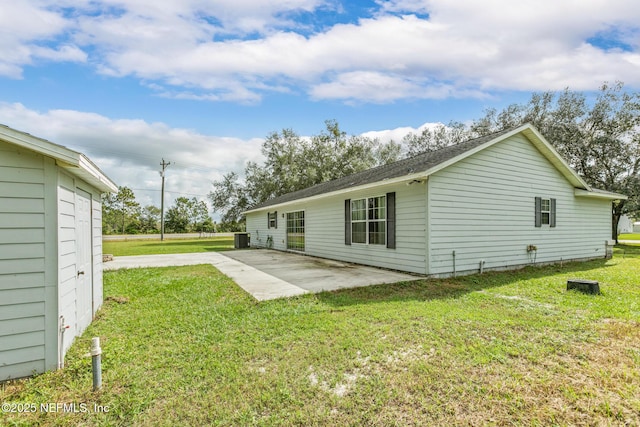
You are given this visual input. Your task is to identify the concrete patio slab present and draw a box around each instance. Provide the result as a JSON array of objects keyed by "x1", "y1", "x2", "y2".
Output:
[
  {"x1": 222, "y1": 249, "x2": 418, "y2": 293},
  {"x1": 103, "y1": 249, "x2": 419, "y2": 300},
  {"x1": 103, "y1": 252, "x2": 309, "y2": 300}
]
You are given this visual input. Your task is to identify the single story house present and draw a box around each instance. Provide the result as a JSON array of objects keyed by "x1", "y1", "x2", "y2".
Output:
[
  {"x1": 245, "y1": 124, "x2": 626, "y2": 276},
  {"x1": 1, "y1": 124, "x2": 117, "y2": 382}
]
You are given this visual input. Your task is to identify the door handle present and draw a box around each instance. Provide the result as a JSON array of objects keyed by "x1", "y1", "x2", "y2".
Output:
[{"x1": 77, "y1": 270, "x2": 85, "y2": 277}]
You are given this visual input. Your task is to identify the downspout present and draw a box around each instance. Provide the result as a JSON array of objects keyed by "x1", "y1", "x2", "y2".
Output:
[
  {"x1": 58, "y1": 316, "x2": 70, "y2": 369},
  {"x1": 479, "y1": 259, "x2": 485, "y2": 274},
  {"x1": 452, "y1": 250, "x2": 456, "y2": 278}
]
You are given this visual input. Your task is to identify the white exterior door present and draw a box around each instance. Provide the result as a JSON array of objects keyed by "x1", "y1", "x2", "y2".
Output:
[{"x1": 75, "y1": 189, "x2": 93, "y2": 333}]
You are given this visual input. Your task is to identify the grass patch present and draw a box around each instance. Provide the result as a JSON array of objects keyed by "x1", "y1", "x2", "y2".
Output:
[
  {"x1": 2, "y1": 256, "x2": 640, "y2": 425},
  {"x1": 103, "y1": 236, "x2": 234, "y2": 256},
  {"x1": 614, "y1": 242, "x2": 640, "y2": 258},
  {"x1": 619, "y1": 233, "x2": 640, "y2": 240}
]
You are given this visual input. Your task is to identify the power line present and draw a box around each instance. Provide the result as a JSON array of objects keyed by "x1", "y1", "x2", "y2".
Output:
[{"x1": 130, "y1": 188, "x2": 210, "y2": 198}]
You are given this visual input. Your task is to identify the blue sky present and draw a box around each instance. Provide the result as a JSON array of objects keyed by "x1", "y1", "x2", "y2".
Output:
[{"x1": 1, "y1": 0, "x2": 639, "y2": 211}]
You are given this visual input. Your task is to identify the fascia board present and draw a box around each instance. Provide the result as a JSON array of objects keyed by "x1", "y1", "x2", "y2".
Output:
[
  {"x1": 0, "y1": 125, "x2": 79, "y2": 165},
  {"x1": 521, "y1": 126, "x2": 590, "y2": 189},
  {"x1": 574, "y1": 188, "x2": 628, "y2": 200},
  {"x1": 243, "y1": 171, "x2": 429, "y2": 214},
  {"x1": 77, "y1": 155, "x2": 118, "y2": 192},
  {"x1": 1, "y1": 124, "x2": 117, "y2": 193}
]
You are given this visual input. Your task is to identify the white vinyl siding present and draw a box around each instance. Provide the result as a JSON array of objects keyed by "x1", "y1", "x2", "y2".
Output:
[
  {"x1": 58, "y1": 173, "x2": 103, "y2": 355},
  {"x1": 247, "y1": 182, "x2": 427, "y2": 274},
  {"x1": 0, "y1": 136, "x2": 110, "y2": 382},
  {"x1": 0, "y1": 140, "x2": 47, "y2": 380},
  {"x1": 57, "y1": 172, "x2": 78, "y2": 353},
  {"x1": 247, "y1": 212, "x2": 287, "y2": 250},
  {"x1": 428, "y1": 134, "x2": 611, "y2": 276},
  {"x1": 247, "y1": 131, "x2": 614, "y2": 277},
  {"x1": 91, "y1": 192, "x2": 104, "y2": 314}
]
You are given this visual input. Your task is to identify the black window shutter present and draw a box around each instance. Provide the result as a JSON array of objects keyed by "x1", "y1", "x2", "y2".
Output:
[
  {"x1": 344, "y1": 199, "x2": 351, "y2": 245},
  {"x1": 386, "y1": 192, "x2": 396, "y2": 249},
  {"x1": 274, "y1": 211, "x2": 277, "y2": 229},
  {"x1": 535, "y1": 197, "x2": 542, "y2": 228},
  {"x1": 550, "y1": 199, "x2": 556, "y2": 228},
  {"x1": 267, "y1": 212, "x2": 271, "y2": 229}
]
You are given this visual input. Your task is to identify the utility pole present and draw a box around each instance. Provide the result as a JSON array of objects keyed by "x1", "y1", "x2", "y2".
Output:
[{"x1": 159, "y1": 159, "x2": 170, "y2": 241}]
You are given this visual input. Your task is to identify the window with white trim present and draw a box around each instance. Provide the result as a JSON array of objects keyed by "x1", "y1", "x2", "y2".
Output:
[
  {"x1": 351, "y1": 195, "x2": 386, "y2": 245},
  {"x1": 540, "y1": 199, "x2": 550, "y2": 225},
  {"x1": 535, "y1": 197, "x2": 556, "y2": 228},
  {"x1": 267, "y1": 211, "x2": 277, "y2": 228}
]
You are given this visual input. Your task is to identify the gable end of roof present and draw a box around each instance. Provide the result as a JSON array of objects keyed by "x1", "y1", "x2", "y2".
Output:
[{"x1": 0, "y1": 124, "x2": 118, "y2": 193}]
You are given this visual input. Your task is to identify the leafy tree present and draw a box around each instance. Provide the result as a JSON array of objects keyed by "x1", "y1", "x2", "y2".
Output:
[
  {"x1": 165, "y1": 197, "x2": 193, "y2": 233},
  {"x1": 200, "y1": 217, "x2": 216, "y2": 233},
  {"x1": 303, "y1": 120, "x2": 397, "y2": 185},
  {"x1": 102, "y1": 193, "x2": 119, "y2": 235},
  {"x1": 140, "y1": 205, "x2": 161, "y2": 233},
  {"x1": 209, "y1": 172, "x2": 250, "y2": 224},
  {"x1": 470, "y1": 82, "x2": 640, "y2": 240},
  {"x1": 165, "y1": 197, "x2": 213, "y2": 233},
  {"x1": 210, "y1": 120, "x2": 401, "y2": 223},
  {"x1": 403, "y1": 121, "x2": 471, "y2": 156},
  {"x1": 215, "y1": 221, "x2": 245, "y2": 232},
  {"x1": 102, "y1": 186, "x2": 140, "y2": 234},
  {"x1": 191, "y1": 199, "x2": 212, "y2": 232}
]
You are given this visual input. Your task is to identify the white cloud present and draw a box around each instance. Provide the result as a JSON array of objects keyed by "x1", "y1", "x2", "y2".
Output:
[
  {"x1": 0, "y1": 2, "x2": 83, "y2": 77},
  {"x1": 0, "y1": 102, "x2": 264, "y2": 212},
  {"x1": 310, "y1": 71, "x2": 488, "y2": 103},
  {"x1": 0, "y1": 102, "x2": 440, "y2": 215},
  {"x1": 361, "y1": 122, "x2": 443, "y2": 144},
  {"x1": 30, "y1": 45, "x2": 87, "y2": 62},
  {"x1": 1, "y1": 0, "x2": 640, "y2": 100},
  {"x1": 310, "y1": 71, "x2": 423, "y2": 103}
]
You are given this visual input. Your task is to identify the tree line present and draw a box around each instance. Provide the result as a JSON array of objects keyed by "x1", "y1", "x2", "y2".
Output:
[
  {"x1": 210, "y1": 82, "x2": 640, "y2": 239},
  {"x1": 102, "y1": 189, "x2": 224, "y2": 234}
]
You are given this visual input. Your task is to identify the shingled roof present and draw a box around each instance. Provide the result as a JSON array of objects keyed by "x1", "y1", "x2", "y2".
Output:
[
  {"x1": 247, "y1": 126, "x2": 521, "y2": 212},
  {"x1": 245, "y1": 122, "x2": 625, "y2": 213}
]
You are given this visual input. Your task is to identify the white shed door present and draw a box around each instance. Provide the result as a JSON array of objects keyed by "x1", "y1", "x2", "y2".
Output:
[{"x1": 76, "y1": 189, "x2": 93, "y2": 333}]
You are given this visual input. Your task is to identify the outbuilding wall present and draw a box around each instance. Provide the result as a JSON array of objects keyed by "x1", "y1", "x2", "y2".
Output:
[
  {"x1": 0, "y1": 139, "x2": 107, "y2": 381},
  {"x1": 0, "y1": 140, "x2": 50, "y2": 380}
]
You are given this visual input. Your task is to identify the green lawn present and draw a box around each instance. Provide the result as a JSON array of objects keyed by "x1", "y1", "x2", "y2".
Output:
[
  {"x1": 615, "y1": 243, "x2": 640, "y2": 257},
  {"x1": 2, "y1": 249, "x2": 639, "y2": 426},
  {"x1": 619, "y1": 233, "x2": 640, "y2": 240},
  {"x1": 103, "y1": 236, "x2": 234, "y2": 256}
]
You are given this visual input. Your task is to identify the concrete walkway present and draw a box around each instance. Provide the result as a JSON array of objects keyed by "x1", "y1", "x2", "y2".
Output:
[{"x1": 103, "y1": 250, "x2": 419, "y2": 301}]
